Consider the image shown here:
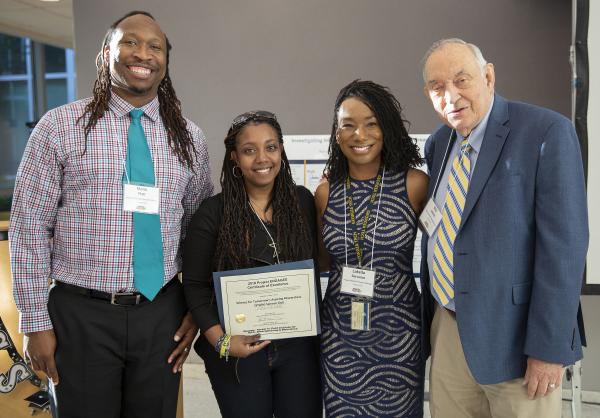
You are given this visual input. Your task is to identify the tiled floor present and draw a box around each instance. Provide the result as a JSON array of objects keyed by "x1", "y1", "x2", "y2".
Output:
[{"x1": 182, "y1": 361, "x2": 600, "y2": 418}]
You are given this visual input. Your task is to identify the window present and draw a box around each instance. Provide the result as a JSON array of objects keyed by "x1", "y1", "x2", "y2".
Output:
[{"x1": 0, "y1": 33, "x2": 76, "y2": 211}]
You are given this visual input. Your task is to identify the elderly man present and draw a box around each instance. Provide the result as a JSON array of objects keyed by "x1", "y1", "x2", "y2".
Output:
[
  {"x1": 10, "y1": 11, "x2": 213, "y2": 418},
  {"x1": 419, "y1": 38, "x2": 588, "y2": 417}
]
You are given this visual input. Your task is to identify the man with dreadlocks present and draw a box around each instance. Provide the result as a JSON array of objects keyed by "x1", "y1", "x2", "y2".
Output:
[{"x1": 10, "y1": 11, "x2": 213, "y2": 418}]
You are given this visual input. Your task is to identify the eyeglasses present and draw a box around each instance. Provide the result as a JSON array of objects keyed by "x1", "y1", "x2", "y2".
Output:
[{"x1": 230, "y1": 110, "x2": 277, "y2": 132}]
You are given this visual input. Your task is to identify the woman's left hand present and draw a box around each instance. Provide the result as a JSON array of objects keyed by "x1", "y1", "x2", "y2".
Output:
[{"x1": 228, "y1": 334, "x2": 271, "y2": 358}]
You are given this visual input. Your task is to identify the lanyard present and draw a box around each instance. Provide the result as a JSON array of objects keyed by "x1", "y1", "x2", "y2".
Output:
[{"x1": 343, "y1": 167, "x2": 385, "y2": 268}]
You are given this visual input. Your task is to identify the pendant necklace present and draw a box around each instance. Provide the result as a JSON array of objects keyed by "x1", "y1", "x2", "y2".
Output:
[{"x1": 248, "y1": 200, "x2": 280, "y2": 264}]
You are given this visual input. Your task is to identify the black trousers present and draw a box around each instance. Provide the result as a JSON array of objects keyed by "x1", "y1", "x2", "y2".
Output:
[
  {"x1": 48, "y1": 280, "x2": 186, "y2": 418},
  {"x1": 196, "y1": 335, "x2": 322, "y2": 418}
]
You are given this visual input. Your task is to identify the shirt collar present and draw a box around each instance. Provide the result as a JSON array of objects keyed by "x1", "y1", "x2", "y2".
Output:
[
  {"x1": 457, "y1": 95, "x2": 494, "y2": 154},
  {"x1": 108, "y1": 92, "x2": 160, "y2": 122}
]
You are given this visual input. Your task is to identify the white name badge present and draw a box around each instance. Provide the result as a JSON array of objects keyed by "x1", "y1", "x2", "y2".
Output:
[
  {"x1": 341, "y1": 266, "x2": 375, "y2": 298},
  {"x1": 123, "y1": 184, "x2": 160, "y2": 214},
  {"x1": 419, "y1": 198, "x2": 442, "y2": 237}
]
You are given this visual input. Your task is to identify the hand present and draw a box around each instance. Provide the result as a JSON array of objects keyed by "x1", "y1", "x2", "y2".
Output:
[
  {"x1": 167, "y1": 312, "x2": 198, "y2": 373},
  {"x1": 228, "y1": 334, "x2": 270, "y2": 358},
  {"x1": 523, "y1": 357, "x2": 564, "y2": 399},
  {"x1": 24, "y1": 329, "x2": 59, "y2": 385}
]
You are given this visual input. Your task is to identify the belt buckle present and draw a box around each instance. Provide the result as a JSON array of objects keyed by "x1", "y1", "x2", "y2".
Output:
[{"x1": 110, "y1": 292, "x2": 141, "y2": 306}]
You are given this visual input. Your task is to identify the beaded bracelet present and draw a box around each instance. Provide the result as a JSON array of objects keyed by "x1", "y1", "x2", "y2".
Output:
[
  {"x1": 214, "y1": 334, "x2": 227, "y2": 353},
  {"x1": 219, "y1": 335, "x2": 231, "y2": 361}
]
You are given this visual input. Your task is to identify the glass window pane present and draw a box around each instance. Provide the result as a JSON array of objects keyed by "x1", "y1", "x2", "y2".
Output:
[
  {"x1": 46, "y1": 78, "x2": 68, "y2": 110},
  {"x1": 0, "y1": 36, "x2": 74, "y2": 208},
  {"x1": 0, "y1": 33, "x2": 28, "y2": 75},
  {"x1": 0, "y1": 80, "x2": 30, "y2": 198},
  {"x1": 45, "y1": 45, "x2": 66, "y2": 73}
]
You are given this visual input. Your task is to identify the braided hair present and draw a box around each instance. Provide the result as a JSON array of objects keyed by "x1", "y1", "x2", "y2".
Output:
[
  {"x1": 215, "y1": 112, "x2": 312, "y2": 271},
  {"x1": 325, "y1": 79, "x2": 422, "y2": 182},
  {"x1": 76, "y1": 10, "x2": 197, "y2": 168}
]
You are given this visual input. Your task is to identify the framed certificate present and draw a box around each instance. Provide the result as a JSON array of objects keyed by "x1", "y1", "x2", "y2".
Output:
[{"x1": 213, "y1": 259, "x2": 321, "y2": 340}]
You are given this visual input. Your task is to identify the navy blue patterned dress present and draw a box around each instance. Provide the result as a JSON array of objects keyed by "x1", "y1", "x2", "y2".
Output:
[{"x1": 321, "y1": 170, "x2": 424, "y2": 418}]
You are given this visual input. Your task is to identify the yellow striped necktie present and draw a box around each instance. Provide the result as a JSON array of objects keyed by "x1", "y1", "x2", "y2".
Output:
[{"x1": 431, "y1": 138, "x2": 472, "y2": 306}]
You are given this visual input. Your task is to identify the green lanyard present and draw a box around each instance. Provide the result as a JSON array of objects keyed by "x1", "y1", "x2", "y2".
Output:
[{"x1": 344, "y1": 168, "x2": 383, "y2": 267}]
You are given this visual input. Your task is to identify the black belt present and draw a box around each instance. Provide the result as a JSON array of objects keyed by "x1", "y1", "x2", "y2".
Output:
[{"x1": 54, "y1": 276, "x2": 179, "y2": 306}]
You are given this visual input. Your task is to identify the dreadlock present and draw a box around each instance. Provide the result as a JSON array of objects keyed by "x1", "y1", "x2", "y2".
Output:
[
  {"x1": 215, "y1": 112, "x2": 313, "y2": 271},
  {"x1": 76, "y1": 10, "x2": 197, "y2": 168},
  {"x1": 325, "y1": 79, "x2": 422, "y2": 182}
]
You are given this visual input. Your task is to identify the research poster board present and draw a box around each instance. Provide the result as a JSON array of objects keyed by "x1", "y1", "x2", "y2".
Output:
[
  {"x1": 284, "y1": 135, "x2": 329, "y2": 192},
  {"x1": 283, "y1": 134, "x2": 428, "y2": 287}
]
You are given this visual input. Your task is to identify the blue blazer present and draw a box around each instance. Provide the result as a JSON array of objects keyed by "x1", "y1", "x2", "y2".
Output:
[{"x1": 420, "y1": 94, "x2": 589, "y2": 385}]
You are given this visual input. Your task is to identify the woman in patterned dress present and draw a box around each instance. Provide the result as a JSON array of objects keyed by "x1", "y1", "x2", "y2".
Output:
[{"x1": 315, "y1": 80, "x2": 429, "y2": 417}]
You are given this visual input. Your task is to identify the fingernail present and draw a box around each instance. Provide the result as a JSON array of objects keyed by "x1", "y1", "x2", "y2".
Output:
[{"x1": 174, "y1": 335, "x2": 181, "y2": 342}]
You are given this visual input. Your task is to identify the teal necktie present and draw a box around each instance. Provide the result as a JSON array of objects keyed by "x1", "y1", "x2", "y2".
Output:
[{"x1": 125, "y1": 109, "x2": 164, "y2": 300}]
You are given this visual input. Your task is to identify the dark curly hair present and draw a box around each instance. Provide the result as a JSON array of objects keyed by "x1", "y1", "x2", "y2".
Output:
[
  {"x1": 214, "y1": 111, "x2": 312, "y2": 271},
  {"x1": 325, "y1": 79, "x2": 422, "y2": 182},
  {"x1": 76, "y1": 10, "x2": 197, "y2": 168}
]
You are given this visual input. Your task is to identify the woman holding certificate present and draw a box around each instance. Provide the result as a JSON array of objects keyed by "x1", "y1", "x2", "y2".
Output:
[
  {"x1": 315, "y1": 80, "x2": 429, "y2": 417},
  {"x1": 183, "y1": 111, "x2": 322, "y2": 418}
]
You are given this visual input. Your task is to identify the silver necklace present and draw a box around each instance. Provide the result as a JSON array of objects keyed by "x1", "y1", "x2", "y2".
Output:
[{"x1": 248, "y1": 200, "x2": 280, "y2": 264}]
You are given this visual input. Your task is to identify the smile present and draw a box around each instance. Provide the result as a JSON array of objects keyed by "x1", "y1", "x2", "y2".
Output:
[
  {"x1": 350, "y1": 145, "x2": 373, "y2": 154},
  {"x1": 128, "y1": 65, "x2": 152, "y2": 78},
  {"x1": 253, "y1": 167, "x2": 273, "y2": 174}
]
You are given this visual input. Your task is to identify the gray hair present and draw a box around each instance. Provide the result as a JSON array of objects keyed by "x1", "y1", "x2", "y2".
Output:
[{"x1": 422, "y1": 38, "x2": 488, "y2": 81}]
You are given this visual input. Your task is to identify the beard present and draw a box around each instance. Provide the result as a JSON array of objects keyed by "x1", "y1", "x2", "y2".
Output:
[{"x1": 109, "y1": 67, "x2": 161, "y2": 98}]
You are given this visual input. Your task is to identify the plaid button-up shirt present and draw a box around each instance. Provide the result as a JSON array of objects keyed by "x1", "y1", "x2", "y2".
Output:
[{"x1": 10, "y1": 94, "x2": 213, "y2": 333}]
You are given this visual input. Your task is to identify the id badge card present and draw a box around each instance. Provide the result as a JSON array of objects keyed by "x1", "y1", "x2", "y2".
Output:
[
  {"x1": 341, "y1": 266, "x2": 375, "y2": 298},
  {"x1": 123, "y1": 183, "x2": 160, "y2": 214},
  {"x1": 351, "y1": 300, "x2": 371, "y2": 331},
  {"x1": 419, "y1": 198, "x2": 442, "y2": 237}
]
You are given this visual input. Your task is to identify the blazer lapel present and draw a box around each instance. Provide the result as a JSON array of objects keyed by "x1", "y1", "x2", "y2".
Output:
[
  {"x1": 428, "y1": 127, "x2": 454, "y2": 199},
  {"x1": 460, "y1": 95, "x2": 510, "y2": 228}
]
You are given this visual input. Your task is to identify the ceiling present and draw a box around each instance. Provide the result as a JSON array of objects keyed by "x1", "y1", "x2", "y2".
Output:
[{"x1": 0, "y1": 0, "x2": 73, "y2": 49}]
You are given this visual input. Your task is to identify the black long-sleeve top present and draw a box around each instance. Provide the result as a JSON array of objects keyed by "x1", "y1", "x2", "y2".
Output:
[{"x1": 182, "y1": 185, "x2": 320, "y2": 334}]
